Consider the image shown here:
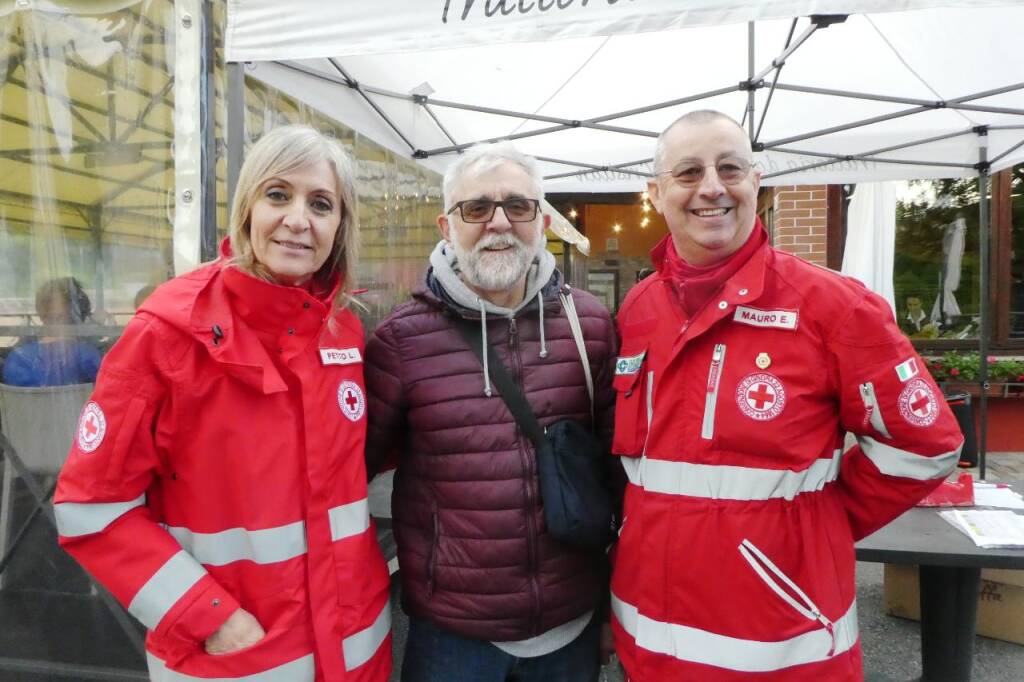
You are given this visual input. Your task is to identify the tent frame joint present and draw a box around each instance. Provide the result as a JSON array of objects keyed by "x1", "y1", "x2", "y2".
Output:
[
  {"x1": 973, "y1": 125, "x2": 990, "y2": 136},
  {"x1": 809, "y1": 14, "x2": 848, "y2": 28},
  {"x1": 739, "y1": 79, "x2": 764, "y2": 92}
]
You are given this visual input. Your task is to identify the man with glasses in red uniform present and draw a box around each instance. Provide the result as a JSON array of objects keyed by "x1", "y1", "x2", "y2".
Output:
[{"x1": 609, "y1": 110, "x2": 963, "y2": 681}]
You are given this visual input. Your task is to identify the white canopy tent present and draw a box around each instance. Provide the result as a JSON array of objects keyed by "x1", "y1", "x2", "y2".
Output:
[
  {"x1": 225, "y1": 0, "x2": 1024, "y2": 193},
  {"x1": 224, "y1": 0, "x2": 1024, "y2": 476}
]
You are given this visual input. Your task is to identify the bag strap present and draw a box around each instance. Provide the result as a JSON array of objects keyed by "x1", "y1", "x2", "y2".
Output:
[
  {"x1": 559, "y1": 291, "x2": 593, "y2": 421},
  {"x1": 454, "y1": 318, "x2": 546, "y2": 449}
]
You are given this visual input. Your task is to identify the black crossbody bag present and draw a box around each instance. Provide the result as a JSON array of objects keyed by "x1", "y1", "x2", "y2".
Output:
[{"x1": 455, "y1": 293, "x2": 612, "y2": 549}]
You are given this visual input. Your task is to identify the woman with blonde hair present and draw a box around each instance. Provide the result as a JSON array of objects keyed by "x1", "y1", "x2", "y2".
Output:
[{"x1": 55, "y1": 125, "x2": 392, "y2": 681}]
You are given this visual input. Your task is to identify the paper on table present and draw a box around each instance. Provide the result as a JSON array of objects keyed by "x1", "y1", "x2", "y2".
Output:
[
  {"x1": 973, "y1": 486, "x2": 1024, "y2": 510},
  {"x1": 939, "y1": 509, "x2": 1024, "y2": 548}
]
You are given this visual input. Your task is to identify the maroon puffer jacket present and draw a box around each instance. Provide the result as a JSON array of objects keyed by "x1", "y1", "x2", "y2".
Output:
[{"x1": 365, "y1": 270, "x2": 617, "y2": 642}]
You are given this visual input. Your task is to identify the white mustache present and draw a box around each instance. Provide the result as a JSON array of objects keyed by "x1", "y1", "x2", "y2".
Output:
[{"x1": 474, "y1": 234, "x2": 524, "y2": 254}]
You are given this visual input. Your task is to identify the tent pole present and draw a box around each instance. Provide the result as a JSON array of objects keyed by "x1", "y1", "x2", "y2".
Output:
[
  {"x1": 199, "y1": 0, "x2": 217, "y2": 262},
  {"x1": 746, "y1": 22, "x2": 755, "y2": 139},
  {"x1": 977, "y1": 129, "x2": 990, "y2": 480},
  {"x1": 226, "y1": 62, "x2": 245, "y2": 211},
  {"x1": 773, "y1": 81, "x2": 1024, "y2": 116}
]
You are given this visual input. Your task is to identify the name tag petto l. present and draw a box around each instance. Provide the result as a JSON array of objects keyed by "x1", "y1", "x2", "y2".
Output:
[
  {"x1": 320, "y1": 348, "x2": 362, "y2": 366},
  {"x1": 733, "y1": 306, "x2": 799, "y2": 330}
]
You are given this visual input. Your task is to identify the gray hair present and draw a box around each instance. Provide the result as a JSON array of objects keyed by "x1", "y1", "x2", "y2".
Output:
[
  {"x1": 442, "y1": 142, "x2": 544, "y2": 210},
  {"x1": 653, "y1": 110, "x2": 750, "y2": 172},
  {"x1": 228, "y1": 124, "x2": 360, "y2": 309}
]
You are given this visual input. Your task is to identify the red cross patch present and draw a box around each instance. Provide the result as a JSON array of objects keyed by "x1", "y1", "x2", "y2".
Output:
[
  {"x1": 735, "y1": 373, "x2": 787, "y2": 421},
  {"x1": 77, "y1": 401, "x2": 107, "y2": 453},
  {"x1": 898, "y1": 378, "x2": 938, "y2": 427},
  {"x1": 337, "y1": 380, "x2": 366, "y2": 422}
]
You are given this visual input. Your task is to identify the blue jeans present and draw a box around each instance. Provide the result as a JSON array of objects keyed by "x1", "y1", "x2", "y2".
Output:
[{"x1": 400, "y1": 615, "x2": 601, "y2": 682}]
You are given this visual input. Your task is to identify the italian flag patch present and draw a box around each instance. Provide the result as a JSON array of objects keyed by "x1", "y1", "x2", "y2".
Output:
[{"x1": 895, "y1": 358, "x2": 919, "y2": 382}]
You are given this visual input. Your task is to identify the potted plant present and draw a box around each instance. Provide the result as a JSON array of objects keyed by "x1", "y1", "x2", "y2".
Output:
[{"x1": 924, "y1": 352, "x2": 1024, "y2": 397}]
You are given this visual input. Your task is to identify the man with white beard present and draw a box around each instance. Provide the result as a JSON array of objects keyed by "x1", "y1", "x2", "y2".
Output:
[{"x1": 364, "y1": 143, "x2": 619, "y2": 682}]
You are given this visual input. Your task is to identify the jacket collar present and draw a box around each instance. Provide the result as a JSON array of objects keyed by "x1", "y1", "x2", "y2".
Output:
[
  {"x1": 653, "y1": 219, "x2": 771, "y2": 345},
  {"x1": 183, "y1": 241, "x2": 341, "y2": 395}
]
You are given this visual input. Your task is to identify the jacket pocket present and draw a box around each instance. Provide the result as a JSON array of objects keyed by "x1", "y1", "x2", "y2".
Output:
[
  {"x1": 611, "y1": 343, "x2": 651, "y2": 456},
  {"x1": 738, "y1": 539, "x2": 838, "y2": 657},
  {"x1": 333, "y1": 517, "x2": 390, "y2": 607}
]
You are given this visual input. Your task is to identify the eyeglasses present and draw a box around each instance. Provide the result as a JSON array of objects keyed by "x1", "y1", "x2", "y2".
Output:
[
  {"x1": 657, "y1": 158, "x2": 754, "y2": 187},
  {"x1": 446, "y1": 198, "x2": 540, "y2": 223}
]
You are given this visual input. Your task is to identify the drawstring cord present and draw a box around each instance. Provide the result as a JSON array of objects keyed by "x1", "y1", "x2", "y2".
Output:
[
  {"x1": 479, "y1": 299, "x2": 492, "y2": 397},
  {"x1": 537, "y1": 290, "x2": 548, "y2": 358}
]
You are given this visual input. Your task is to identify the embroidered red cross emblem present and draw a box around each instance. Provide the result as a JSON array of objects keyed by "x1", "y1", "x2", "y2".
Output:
[
  {"x1": 344, "y1": 390, "x2": 359, "y2": 412},
  {"x1": 83, "y1": 415, "x2": 99, "y2": 438},
  {"x1": 910, "y1": 390, "x2": 931, "y2": 416},
  {"x1": 747, "y1": 384, "x2": 776, "y2": 409}
]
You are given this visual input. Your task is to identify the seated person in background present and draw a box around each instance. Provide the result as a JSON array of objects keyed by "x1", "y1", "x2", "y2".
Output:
[
  {"x1": 899, "y1": 295, "x2": 937, "y2": 338},
  {"x1": 2, "y1": 277, "x2": 102, "y2": 387}
]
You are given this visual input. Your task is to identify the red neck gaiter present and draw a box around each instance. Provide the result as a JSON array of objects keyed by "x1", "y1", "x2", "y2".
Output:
[{"x1": 662, "y1": 225, "x2": 766, "y2": 316}]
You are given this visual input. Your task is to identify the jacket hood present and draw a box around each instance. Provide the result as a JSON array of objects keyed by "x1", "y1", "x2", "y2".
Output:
[
  {"x1": 136, "y1": 240, "x2": 345, "y2": 395},
  {"x1": 423, "y1": 239, "x2": 560, "y2": 317},
  {"x1": 417, "y1": 239, "x2": 569, "y2": 397}
]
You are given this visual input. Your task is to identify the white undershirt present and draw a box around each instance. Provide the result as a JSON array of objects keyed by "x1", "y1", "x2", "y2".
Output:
[{"x1": 490, "y1": 609, "x2": 594, "y2": 658}]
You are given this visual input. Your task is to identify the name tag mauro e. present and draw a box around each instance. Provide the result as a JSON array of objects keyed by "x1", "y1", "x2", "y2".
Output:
[
  {"x1": 320, "y1": 347, "x2": 363, "y2": 366},
  {"x1": 733, "y1": 306, "x2": 799, "y2": 330}
]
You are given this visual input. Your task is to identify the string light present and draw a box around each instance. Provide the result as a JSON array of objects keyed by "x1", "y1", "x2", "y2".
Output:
[
  {"x1": 612, "y1": 223, "x2": 622, "y2": 233},
  {"x1": 640, "y1": 217, "x2": 650, "y2": 228},
  {"x1": 568, "y1": 208, "x2": 578, "y2": 219}
]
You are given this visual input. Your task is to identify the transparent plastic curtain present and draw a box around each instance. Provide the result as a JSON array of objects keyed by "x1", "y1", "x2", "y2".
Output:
[
  {"x1": 244, "y1": 77, "x2": 444, "y2": 330},
  {"x1": 0, "y1": 1, "x2": 181, "y2": 676}
]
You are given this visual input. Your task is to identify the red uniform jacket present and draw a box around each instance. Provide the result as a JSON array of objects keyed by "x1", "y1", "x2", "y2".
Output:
[
  {"x1": 611, "y1": 230, "x2": 962, "y2": 681},
  {"x1": 55, "y1": 258, "x2": 391, "y2": 682}
]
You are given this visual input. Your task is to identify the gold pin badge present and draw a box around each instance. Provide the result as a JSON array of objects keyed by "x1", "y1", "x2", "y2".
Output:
[{"x1": 756, "y1": 352, "x2": 771, "y2": 370}]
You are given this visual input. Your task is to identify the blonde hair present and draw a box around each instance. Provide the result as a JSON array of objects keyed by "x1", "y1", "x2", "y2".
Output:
[{"x1": 228, "y1": 124, "x2": 360, "y2": 308}]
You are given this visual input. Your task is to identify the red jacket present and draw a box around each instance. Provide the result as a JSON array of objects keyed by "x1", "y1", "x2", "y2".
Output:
[
  {"x1": 55, "y1": 259, "x2": 391, "y2": 681},
  {"x1": 611, "y1": 231, "x2": 962, "y2": 681}
]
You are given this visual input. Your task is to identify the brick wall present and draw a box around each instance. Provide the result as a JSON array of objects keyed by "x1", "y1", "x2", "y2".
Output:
[{"x1": 771, "y1": 185, "x2": 828, "y2": 266}]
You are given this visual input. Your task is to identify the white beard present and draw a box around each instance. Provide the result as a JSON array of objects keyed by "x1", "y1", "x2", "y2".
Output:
[{"x1": 451, "y1": 228, "x2": 540, "y2": 293}]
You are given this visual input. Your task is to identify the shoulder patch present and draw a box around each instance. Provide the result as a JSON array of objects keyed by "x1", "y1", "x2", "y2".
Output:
[
  {"x1": 898, "y1": 379, "x2": 939, "y2": 427},
  {"x1": 77, "y1": 402, "x2": 107, "y2": 453},
  {"x1": 615, "y1": 350, "x2": 646, "y2": 376}
]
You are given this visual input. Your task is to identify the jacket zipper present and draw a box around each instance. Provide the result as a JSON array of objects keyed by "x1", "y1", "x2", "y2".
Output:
[
  {"x1": 509, "y1": 317, "x2": 543, "y2": 635},
  {"x1": 739, "y1": 539, "x2": 837, "y2": 656},
  {"x1": 859, "y1": 382, "x2": 892, "y2": 439},
  {"x1": 427, "y1": 508, "x2": 439, "y2": 597},
  {"x1": 701, "y1": 344, "x2": 727, "y2": 440},
  {"x1": 639, "y1": 370, "x2": 655, "y2": 459}
]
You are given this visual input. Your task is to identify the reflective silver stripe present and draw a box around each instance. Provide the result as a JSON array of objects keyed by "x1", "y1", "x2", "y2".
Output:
[
  {"x1": 54, "y1": 494, "x2": 146, "y2": 537},
  {"x1": 859, "y1": 382, "x2": 892, "y2": 439},
  {"x1": 638, "y1": 450, "x2": 842, "y2": 501},
  {"x1": 166, "y1": 521, "x2": 307, "y2": 567},
  {"x1": 163, "y1": 518, "x2": 305, "y2": 565},
  {"x1": 128, "y1": 550, "x2": 207, "y2": 629},
  {"x1": 859, "y1": 436, "x2": 960, "y2": 480},
  {"x1": 147, "y1": 652, "x2": 315, "y2": 681},
  {"x1": 645, "y1": 370, "x2": 655, "y2": 430},
  {"x1": 343, "y1": 597, "x2": 392, "y2": 671},
  {"x1": 611, "y1": 590, "x2": 859, "y2": 673},
  {"x1": 329, "y1": 498, "x2": 370, "y2": 542},
  {"x1": 701, "y1": 344, "x2": 726, "y2": 440},
  {"x1": 621, "y1": 456, "x2": 642, "y2": 487}
]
